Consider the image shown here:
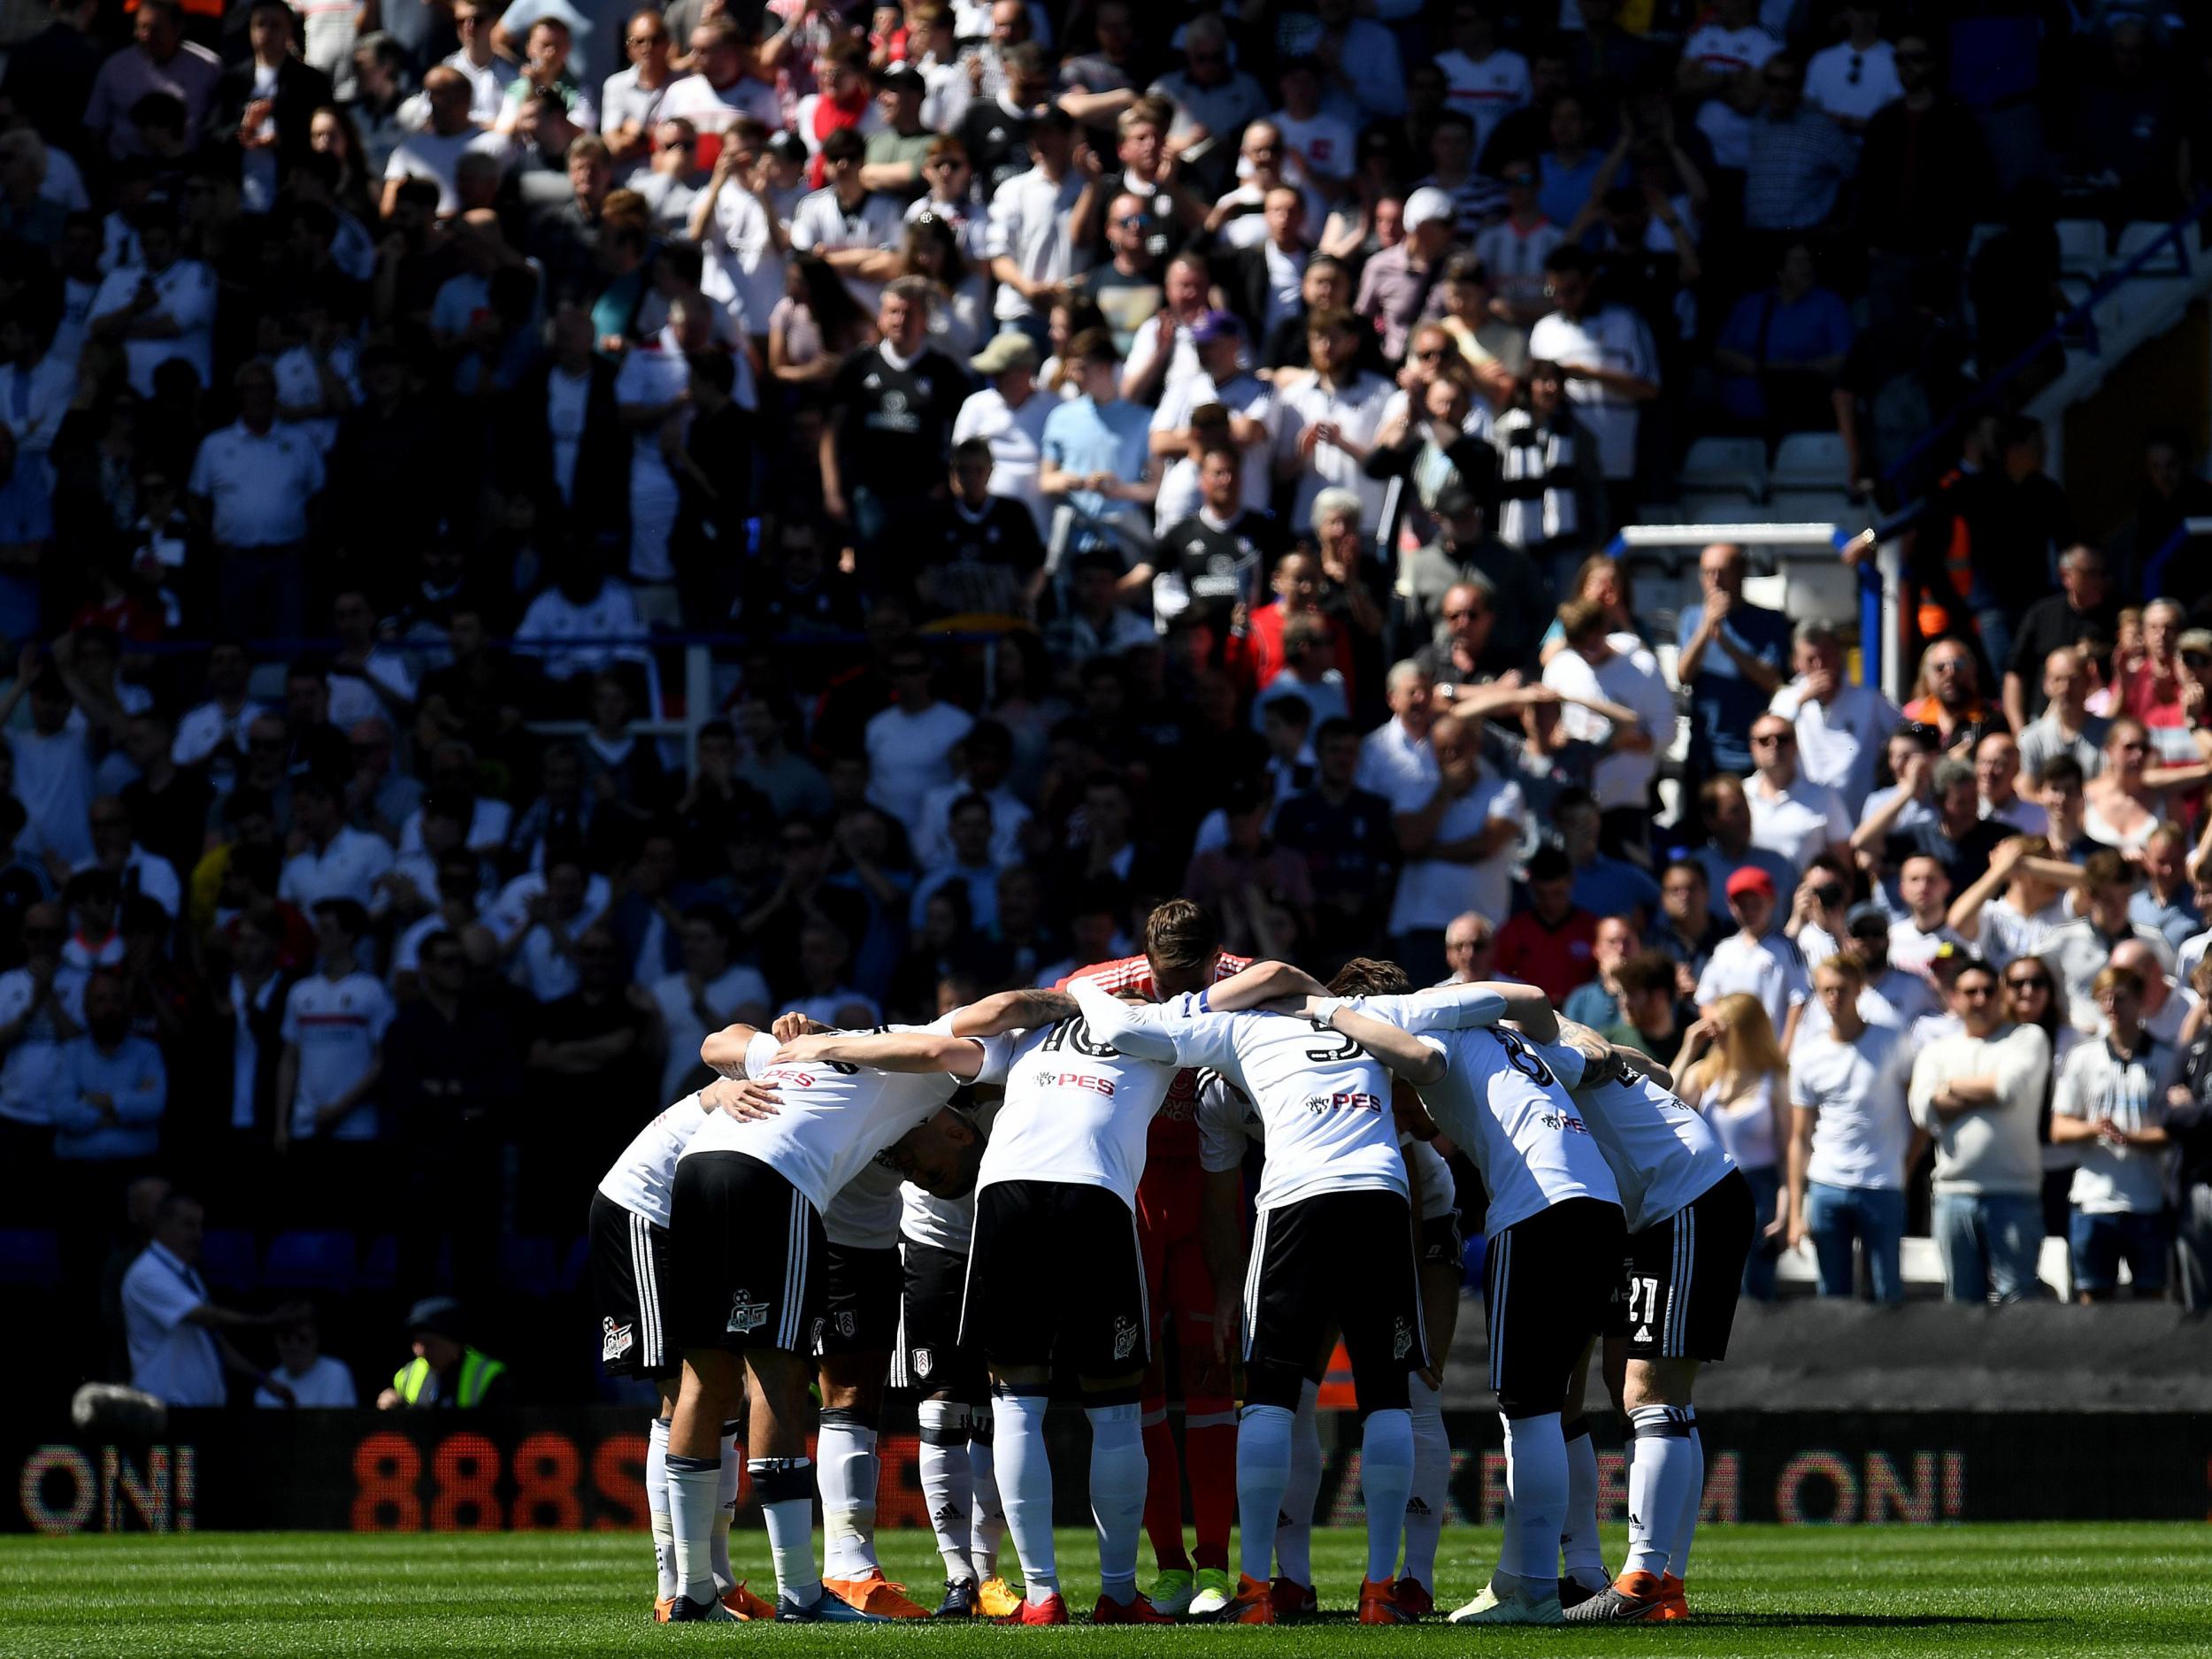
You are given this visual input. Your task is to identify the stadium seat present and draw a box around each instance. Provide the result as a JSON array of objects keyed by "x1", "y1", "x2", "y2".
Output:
[
  {"x1": 1769, "y1": 432, "x2": 1852, "y2": 492},
  {"x1": 358, "y1": 1233, "x2": 399, "y2": 1291},
  {"x1": 1678, "y1": 435, "x2": 1768, "y2": 501},
  {"x1": 1767, "y1": 489, "x2": 1868, "y2": 529},
  {"x1": 1678, "y1": 495, "x2": 1767, "y2": 526},
  {"x1": 2114, "y1": 219, "x2": 2192, "y2": 277},
  {"x1": 199, "y1": 1226, "x2": 259, "y2": 1293},
  {"x1": 499, "y1": 1234, "x2": 559, "y2": 1300},
  {"x1": 0, "y1": 1228, "x2": 62, "y2": 1286},
  {"x1": 2055, "y1": 219, "x2": 2109, "y2": 275},
  {"x1": 557, "y1": 1235, "x2": 591, "y2": 1294},
  {"x1": 263, "y1": 1230, "x2": 357, "y2": 1293}
]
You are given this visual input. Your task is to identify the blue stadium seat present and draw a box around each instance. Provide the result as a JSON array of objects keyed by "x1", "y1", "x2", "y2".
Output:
[
  {"x1": 557, "y1": 1235, "x2": 591, "y2": 1294},
  {"x1": 263, "y1": 1230, "x2": 357, "y2": 1293},
  {"x1": 498, "y1": 1235, "x2": 558, "y2": 1299},
  {"x1": 199, "y1": 1227, "x2": 259, "y2": 1293},
  {"x1": 0, "y1": 1229, "x2": 62, "y2": 1286},
  {"x1": 357, "y1": 1233, "x2": 399, "y2": 1291}
]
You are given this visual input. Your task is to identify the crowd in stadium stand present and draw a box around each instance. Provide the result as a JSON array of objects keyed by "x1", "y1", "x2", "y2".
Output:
[{"x1": 5, "y1": 0, "x2": 2212, "y2": 1409}]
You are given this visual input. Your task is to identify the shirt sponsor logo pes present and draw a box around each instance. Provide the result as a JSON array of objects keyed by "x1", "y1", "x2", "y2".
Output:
[{"x1": 1301, "y1": 1091, "x2": 1383, "y2": 1116}]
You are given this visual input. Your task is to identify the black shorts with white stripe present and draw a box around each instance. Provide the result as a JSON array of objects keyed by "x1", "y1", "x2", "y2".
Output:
[
  {"x1": 588, "y1": 1191, "x2": 678, "y2": 1378},
  {"x1": 1484, "y1": 1195, "x2": 1625, "y2": 1417},
  {"x1": 814, "y1": 1241, "x2": 901, "y2": 1356},
  {"x1": 1609, "y1": 1168, "x2": 1757, "y2": 1363},
  {"x1": 963, "y1": 1179, "x2": 1148, "y2": 1379},
  {"x1": 668, "y1": 1150, "x2": 826, "y2": 1355},
  {"x1": 895, "y1": 1239, "x2": 985, "y2": 1399},
  {"x1": 1246, "y1": 1189, "x2": 1425, "y2": 1412}
]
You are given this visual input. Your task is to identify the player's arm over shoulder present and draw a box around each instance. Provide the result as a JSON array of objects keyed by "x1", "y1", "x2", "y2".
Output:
[
  {"x1": 773, "y1": 1023, "x2": 992, "y2": 1081},
  {"x1": 700, "y1": 1022, "x2": 767, "y2": 1079},
  {"x1": 948, "y1": 986, "x2": 1077, "y2": 1037}
]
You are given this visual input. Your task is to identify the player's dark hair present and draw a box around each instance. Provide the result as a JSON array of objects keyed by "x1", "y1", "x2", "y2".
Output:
[
  {"x1": 1144, "y1": 899, "x2": 1219, "y2": 985},
  {"x1": 1327, "y1": 956, "x2": 1409, "y2": 996}
]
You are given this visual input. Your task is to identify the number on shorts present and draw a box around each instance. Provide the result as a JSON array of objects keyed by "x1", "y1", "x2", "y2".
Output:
[{"x1": 1624, "y1": 1275, "x2": 1662, "y2": 1329}]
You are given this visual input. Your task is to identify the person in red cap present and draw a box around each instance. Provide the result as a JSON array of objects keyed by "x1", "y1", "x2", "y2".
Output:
[{"x1": 1694, "y1": 865, "x2": 1809, "y2": 1051}]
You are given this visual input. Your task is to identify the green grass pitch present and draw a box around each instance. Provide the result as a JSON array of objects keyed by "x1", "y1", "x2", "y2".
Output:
[{"x1": 4, "y1": 1524, "x2": 2207, "y2": 1657}]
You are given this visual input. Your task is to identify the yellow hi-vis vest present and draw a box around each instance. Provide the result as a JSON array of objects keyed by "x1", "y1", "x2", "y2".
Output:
[{"x1": 391, "y1": 1348, "x2": 506, "y2": 1407}]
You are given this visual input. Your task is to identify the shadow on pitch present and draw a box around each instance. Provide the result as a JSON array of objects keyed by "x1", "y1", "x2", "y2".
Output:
[{"x1": 1696, "y1": 1613, "x2": 2061, "y2": 1629}]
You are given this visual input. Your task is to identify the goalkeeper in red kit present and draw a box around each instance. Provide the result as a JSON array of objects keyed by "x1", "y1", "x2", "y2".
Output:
[{"x1": 1061, "y1": 900, "x2": 1248, "y2": 1618}]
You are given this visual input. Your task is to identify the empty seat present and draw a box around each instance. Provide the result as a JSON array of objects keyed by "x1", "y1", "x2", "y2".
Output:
[
  {"x1": 2055, "y1": 218, "x2": 2108, "y2": 275},
  {"x1": 0, "y1": 1229, "x2": 62, "y2": 1287},
  {"x1": 357, "y1": 1233, "x2": 400, "y2": 1292},
  {"x1": 1766, "y1": 489, "x2": 1865, "y2": 529},
  {"x1": 2115, "y1": 219, "x2": 2191, "y2": 277},
  {"x1": 1678, "y1": 496, "x2": 1766, "y2": 527},
  {"x1": 1678, "y1": 435, "x2": 1767, "y2": 500},
  {"x1": 499, "y1": 1234, "x2": 559, "y2": 1300},
  {"x1": 263, "y1": 1230, "x2": 357, "y2": 1293},
  {"x1": 1770, "y1": 432, "x2": 1852, "y2": 491},
  {"x1": 199, "y1": 1226, "x2": 259, "y2": 1293}
]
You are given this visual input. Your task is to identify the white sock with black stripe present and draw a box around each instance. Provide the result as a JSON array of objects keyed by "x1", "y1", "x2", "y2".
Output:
[
  {"x1": 1669, "y1": 1417, "x2": 1703, "y2": 1582},
  {"x1": 1401, "y1": 1374, "x2": 1447, "y2": 1588},
  {"x1": 918, "y1": 1400, "x2": 976, "y2": 1585},
  {"x1": 1625, "y1": 1405, "x2": 1694, "y2": 1578},
  {"x1": 646, "y1": 1417, "x2": 678, "y2": 1601},
  {"x1": 818, "y1": 1409, "x2": 879, "y2": 1579},
  {"x1": 1501, "y1": 1411, "x2": 1566, "y2": 1599}
]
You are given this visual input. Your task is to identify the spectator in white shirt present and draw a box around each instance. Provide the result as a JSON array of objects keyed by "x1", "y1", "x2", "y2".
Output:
[
  {"x1": 124, "y1": 1190, "x2": 300, "y2": 1407},
  {"x1": 914, "y1": 719, "x2": 1032, "y2": 870},
  {"x1": 381, "y1": 65, "x2": 511, "y2": 218},
  {"x1": 186, "y1": 360, "x2": 326, "y2": 642},
  {"x1": 276, "y1": 897, "x2": 395, "y2": 1156},
  {"x1": 1525, "y1": 245, "x2": 1659, "y2": 513},
  {"x1": 953, "y1": 332, "x2": 1056, "y2": 536},
  {"x1": 1909, "y1": 958, "x2": 2051, "y2": 1302},
  {"x1": 3, "y1": 667, "x2": 98, "y2": 865},
  {"x1": 256, "y1": 1309, "x2": 359, "y2": 1407},
  {"x1": 1801, "y1": 2, "x2": 1902, "y2": 134},
  {"x1": 495, "y1": 853, "x2": 613, "y2": 1002},
  {"x1": 280, "y1": 774, "x2": 396, "y2": 910},
  {"x1": 1542, "y1": 595, "x2": 1676, "y2": 859},
  {"x1": 2051, "y1": 961, "x2": 2178, "y2": 1302},
  {"x1": 1768, "y1": 618, "x2": 1901, "y2": 820},
  {"x1": 440, "y1": 0, "x2": 522, "y2": 127},
  {"x1": 87, "y1": 202, "x2": 216, "y2": 395},
  {"x1": 985, "y1": 105, "x2": 1092, "y2": 326},
  {"x1": 1385, "y1": 710, "x2": 1523, "y2": 987},
  {"x1": 865, "y1": 646, "x2": 975, "y2": 830},
  {"x1": 649, "y1": 905, "x2": 771, "y2": 1100},
  {"x1": 1356, "y1": 659, "x2": 1439, "y2": 801},
  {"x1": 599, "y1": 7, "x2": 677, "y2": 172},
  {"x1": 1272, "y1": 304, "x2": 1394, "y2": 531},
  {"x1": 1746, "y1": 711, "x2": 1852, "y2": 872},
  {"x1": 77, "y1": 796, "x2": 181, "y2": 919},
  {"x1": 1697, "y1": 865, "x2": 1809, "y2": 1049}
]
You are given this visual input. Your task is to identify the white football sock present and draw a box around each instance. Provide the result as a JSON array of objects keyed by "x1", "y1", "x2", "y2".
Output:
[
  {"x1": 711, "y1": 1422, "x2": 741, "y2": 1593},
  {"x1": 1086, "y1": 1402, "x2": 1148, "y2": 1602},
  {"x1": 817, "y1": 1413, "x2": 879, "y2": 1579},
  {"x1": 667, "y1": 1455, "x2": 723, "y2": 1608},
  {"x1": 1502, "y1": 1412, "x2": 1567, "y2": 1598},
  {"x1": 970, "y1": 1425, "x2": 1004, "y2": 1578},
  {"x1": 1493, "y1": 1479, "x2": 1520, "y2": 1585},
  {"x1": 991, "y1": 1391, "x2": 1057, "y2": 1597},
  {"x1": 1561, "y1": 1418, "x2": 1608, "y2": 1590},
  {"x1": 646, "y1": 1417, "x2": 678, "y2": 1601},
  {"x1": 1402, "y1": 1375, "x2": 1446, "y2": 1588},
  {"x1": 1359, "y1": 1407, "x2": 1415, "y2": 1584},
  {"x1": 1670, "y1": 1418, "x2": 1704, "y2": 1582},
  {"x1": 749, "y1": 1457, "x2": 819, "y2": 1606},
  {"x1": 1274, "y1": 1379, "x2": 1322, "y2": 1586},
  {"x1": 918, "y1": 1400, "x2": 976, "y2": 1584},
  {"x1": 1625, "y1": 1406, "x2": 1695, "y2": 1578},
  {"x1": 1236, "y1": 1402, "x2": 1294, "y2": 1584}
]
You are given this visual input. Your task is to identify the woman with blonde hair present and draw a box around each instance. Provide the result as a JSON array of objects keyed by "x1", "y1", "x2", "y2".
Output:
[{"x1": 1675, "y1": 992, "x2": 1790, "y2": 1300}]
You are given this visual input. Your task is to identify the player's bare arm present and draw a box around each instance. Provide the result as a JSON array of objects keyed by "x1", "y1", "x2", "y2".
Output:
[
  {"x1": 1192, "y1": 957, "x2": 1331, "y2": 1011},
  {"x1": 1317, "y1": 1001, "x2": 1445, "y2": 1087},
  {"x1": 1067, "y1": 978, "x2": 1181, "y2": 1062},
  {"x1": 947, "y1": 987, "x2": 1079, "y2": 1037},
  {"x1": 701, "y1": 1074, "x2": 784, "y2": 1121},
  {"x1": 699, "y1": 1022, "x2": 763, "y2": 1079},
  {"x1": 772, "y1": 1028, "x2": 990, "y2": 1080}
]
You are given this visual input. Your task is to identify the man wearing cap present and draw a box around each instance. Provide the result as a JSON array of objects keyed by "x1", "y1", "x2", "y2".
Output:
[
  {"x1": 1148, "y1": 311, "x2": 1274, "y2": 516},
  {"x1": 1355, "y1": 185, "x2": 1458, "y2": 365},
  {"x1": 378, "y1": 1296, "x2": 511, "y2": 1409},
  {"x1": 954, "y1": 333, "x2": 1055, "y2": 536},
  {"x1": 1797, "y1": 904, "x2": 1939, "y2": 1041},
  {"x1": 1696, "y1": 865, "x2": 1809, "y2": 1049},
  {"x1": 861, "y1": 64, "x2": 934, "y2": 201}
]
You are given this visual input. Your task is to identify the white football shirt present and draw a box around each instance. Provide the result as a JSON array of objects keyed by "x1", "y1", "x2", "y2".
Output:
[
  {"x1": 598, "y1": 1092, "x2": 718, "y2": 1229},
  {"x1": 680, "y1": 1022, "x2": 968, "y2": 1217},
  {"x1": 1196, "y1": 1068, "x2": 1456, "y2": 1224},
  {"x1": 280, "y1": 970, "x2": 394, "y2": 1141},
  {"x1": 1567, "y1": 1069, "x2": 1737, "y2": 1234},
  {"x1": 902, "y1": 1098, "x2": 1001, "y2": 1256},
  {"x1": 974, "y1": 1010, "x2": 1180, "y2": 1211},
  {"x1": 824, "y1": 1159, "x2": 908, "y2": 1249},
  {"x1": 1356, "y1": 998, "x2": 1621, "y2": 1236}
]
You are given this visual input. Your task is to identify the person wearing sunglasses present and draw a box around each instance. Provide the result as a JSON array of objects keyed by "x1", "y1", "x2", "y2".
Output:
[
  {"x1": 1909, "y1": 956, "x2": 2051, "y2": 1302},
  {"x1": 599, "y1": 9, "x2": 675, "y2": 173},
  {"x1": 1801, "y1": 1, "x2": 1901, "y2": 135}
]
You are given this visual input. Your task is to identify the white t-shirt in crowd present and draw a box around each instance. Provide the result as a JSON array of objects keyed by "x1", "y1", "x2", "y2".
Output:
[
  {"x1": 864, "y1": 700, "x2": 976, "y2": 828},
  {"x1": 1542, "y1": 639, "x2": 1677, "y2": 811},
  {"x1": 1747, "y1": 773, "x2": 1851, "y2": 872},
  {"x1": 1384, "y1": 764, "x2": 1524, "y2": 937},
  {"x1": 280, "y1": 969, "x2": 396, "y2": 1141},
  {"x1": 256, "y1": 1354, "x2": 357, "y2": 1408},
  {"x1": 280, "y1": 826, "x2": 396, "y2": 911},
  {"x1": 1696, "y1": 931, "x2": 1809, "y2": 1038},
  {"x1": 122, "y1": 1241, "x2": 224, "y2": 1407},
  {"x1": 1525, "y1": 304, "x2": 1658, "y2": 480},
  {"x1": 1789, "y1": 1021, "x2": 1916, "y2": 1191}
]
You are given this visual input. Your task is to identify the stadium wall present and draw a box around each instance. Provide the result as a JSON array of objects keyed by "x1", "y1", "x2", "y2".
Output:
[{"x1": 13, "y1": 1407, "x2": 2208, "y2": 1535}]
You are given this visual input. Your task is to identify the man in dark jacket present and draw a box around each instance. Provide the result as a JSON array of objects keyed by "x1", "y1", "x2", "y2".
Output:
[{"x1": 211, "y1": 0, "x2": 334, "y2": 200}]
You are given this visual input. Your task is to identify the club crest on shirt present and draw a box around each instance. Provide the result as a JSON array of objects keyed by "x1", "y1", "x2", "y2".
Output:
[
  {"x1": 726, "y1": 1290, "x2": 770, "y2": 1333},
  {"x1": 602, "y1": 1317, "x2": 634, "y2": 1361},
  {"x1": 1112, "y1": 1315, "x2": 1139, "y2": 1361}
]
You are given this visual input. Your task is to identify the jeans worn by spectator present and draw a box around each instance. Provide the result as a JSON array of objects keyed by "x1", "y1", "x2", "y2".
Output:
[
  {"x1": 1803, "y1": 1179, "x2": 1907, "y2": 1304},
  {"x1": 2067, "y1": 1208, "x2": 2170, "y2": 1297},
  {"x1": 1740, "y1": 1162, "x2": 1782, "y2": 1302},
  {"x1": 1932, "y1": 1189, "x2": 2044, "y2": 1303}
]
